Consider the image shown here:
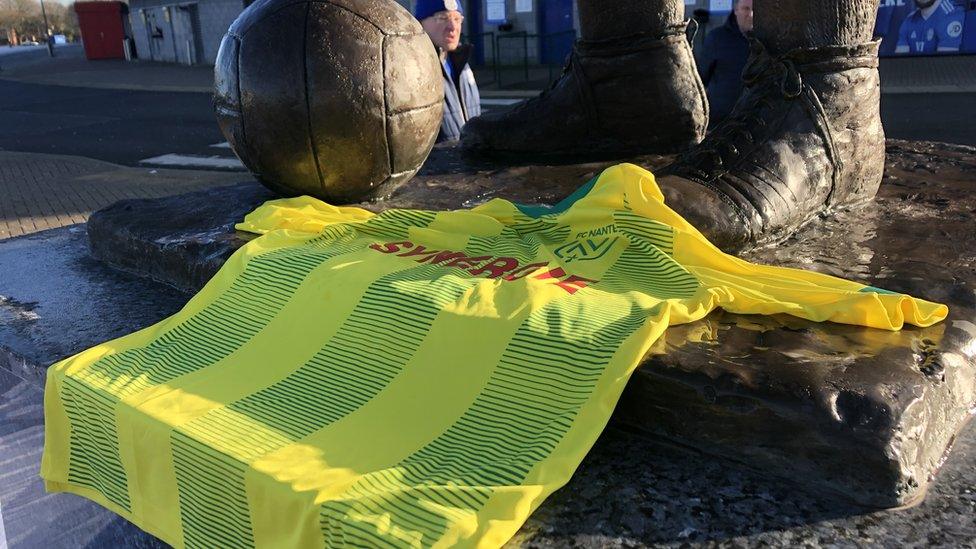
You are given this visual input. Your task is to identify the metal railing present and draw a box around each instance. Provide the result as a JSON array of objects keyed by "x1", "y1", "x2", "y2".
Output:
[
  {"x1": 464, "y1": 29, "x2": 578, "y2": 89},
  {"x1": 495, "y1": 31, "x2": 531, "y2": 86},
  {"x1": 539, "y1": 29, "x2": 577, "y2": 83},
  {"x1": 465, "y1": 31, "x2": 497, "y2": 85}
]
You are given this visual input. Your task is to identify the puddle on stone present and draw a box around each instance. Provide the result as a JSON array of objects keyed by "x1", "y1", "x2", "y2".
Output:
[{"x1": 0, "y1": 295, "x2": 40, "y2": 322}]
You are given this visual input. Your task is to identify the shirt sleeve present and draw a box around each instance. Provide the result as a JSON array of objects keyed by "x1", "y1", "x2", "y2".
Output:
[
  {"x1": 895, "y1": 18, "x2": 911, "y2": 53},
  {"x1": 937, "y1": 9, "x2": 965, "y2": 52},
  {"x1": 236, "y1": 197, "x2": 375, "y2": 235},
  {"x1": 596, "y1": 163, "x2": 949, "y2": 331}
]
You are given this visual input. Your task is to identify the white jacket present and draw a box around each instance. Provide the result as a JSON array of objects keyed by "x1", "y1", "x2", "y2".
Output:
[{"x1": 439, "y1": 45, "x2": 481, "y2": 142}]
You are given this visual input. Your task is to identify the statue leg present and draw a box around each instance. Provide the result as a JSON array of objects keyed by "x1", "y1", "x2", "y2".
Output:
[
  {"x1": 460, "y1": 0, "x2": 707, "y2": 159},
  {"x1": 658, "y1": 0, "x2": 884, "y2": 251}
]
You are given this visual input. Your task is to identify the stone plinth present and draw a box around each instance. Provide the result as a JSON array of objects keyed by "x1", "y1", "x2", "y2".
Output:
[
  {"x1": 0, "y1": 227, "x2": 192, "y2": 387},
  {"x1": 66, "y1": 141, "x2": 976, "y2": 507}
]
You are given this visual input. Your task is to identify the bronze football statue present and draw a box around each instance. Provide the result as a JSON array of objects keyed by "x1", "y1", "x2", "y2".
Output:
[
  {"x1": 215, "y1": 0, "x2": 887, "y2": 252},
  {"x1": 213, "y1": 0, "x2": 443, "y2": 203},
  {"x1": 463, "y1": 0, "x2": 885, "y2": 251}
]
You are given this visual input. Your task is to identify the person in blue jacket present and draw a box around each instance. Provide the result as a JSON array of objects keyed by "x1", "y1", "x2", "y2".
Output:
[
  {"x1": 895, "y1": 0, "x2": 966, "y2": 54},
  {"x1": 415, "y1": 0, "x2": 482, "y2": 142},
  {"x1": 697, "y1": 0, "x2": 753, "y2": 126}
]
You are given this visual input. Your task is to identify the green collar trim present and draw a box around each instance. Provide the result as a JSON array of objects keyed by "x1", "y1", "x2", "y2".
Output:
[
  {"x1": 859, "y1": 286, "x2": 899, "y2": 295},
  {"x1": 513, "y1": 176, "x2": 599, "y2": 219}
]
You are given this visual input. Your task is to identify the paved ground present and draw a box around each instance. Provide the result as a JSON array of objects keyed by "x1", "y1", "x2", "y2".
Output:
[
  {"x1": 0, "y1": 44, "x2": 532, "y2": 95},
  {"x1": 0, "y1": 151, "x2": 246, "y2": 240},
  {"x1": 0, "y1": 78, "x2": 232, "y2": 168},
  {"x1": 0, "y1": 47, "x2": 525, "y2": 170},
  {"x1": 1, "y1": 76, "x2": 972, "y2": 170},
  {"x1": 0, "y1": 77, "x2": 523, "y2": 171},
  {"x1": 0, "y1": 72, "x2": 974, "y2": 242},
  {"x1": 0, "y1": 44, "x2": 79, "y2": 73},
  {"x1": 2, "y1": 47, "x2": 976, "y2": 175},
  {"x1": 7, "y1": 43, "x2": 976, "y2": 95},
  {"x1": 878, "y1": 54, "x2": 976, "y2": 94},
  {"x1": 0, "y1": 45, "x2": 214, "y2": 93},
  {"x1": 0, "y1": 44, "x2": 49, "y2": 58}
]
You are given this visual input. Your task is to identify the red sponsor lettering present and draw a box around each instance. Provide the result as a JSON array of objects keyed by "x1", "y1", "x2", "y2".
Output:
[
  {"x1": 445, "y1": 255, "x2": 492, "y2": 270},
  {"x1": 468, "y1": 257, "x2": 519, "y2": 279},
  {"x1": 369, "y1": 241, "x2": 599, "y2": 294},
  {"x1": 503, "y1": 262, "x2": 550, "y2": 281},
  {"x1": 398, "y1": 245, "x2": 439, "y2": 258},
  {"x1": 370, "y1": 241, "x2": 413, "y2": 254},
  {"x1": 423, "y1": 251, "x2": 468, "y2": 265},
  {"x1": 533, "y1": 267, "x2": 567, "y2": 281},
  {"x1": 554, "y1": 275, "x2": 599, "y2": 295}
]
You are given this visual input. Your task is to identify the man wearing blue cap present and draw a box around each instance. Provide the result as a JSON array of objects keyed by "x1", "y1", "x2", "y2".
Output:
[{"x1": 415, "y1": 0, "x2": 481, "y2": 142}]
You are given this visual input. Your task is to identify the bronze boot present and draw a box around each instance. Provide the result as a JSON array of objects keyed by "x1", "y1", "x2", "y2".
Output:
[
  {"x1": 659, "y1": 0, "x2": 884, "y2": 251},
  {"x1": 460, "y1": 0, "x2": 707, "y2": 160}
]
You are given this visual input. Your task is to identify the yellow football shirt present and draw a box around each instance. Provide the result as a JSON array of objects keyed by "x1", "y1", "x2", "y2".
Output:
[{"x1": 42, "y1": 163, "x2": 946, "y2": 548}]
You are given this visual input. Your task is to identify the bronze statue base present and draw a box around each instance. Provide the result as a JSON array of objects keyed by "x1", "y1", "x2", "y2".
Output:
[{"x1": 83, "y1": 140, "x2": 976, "y2": 509}]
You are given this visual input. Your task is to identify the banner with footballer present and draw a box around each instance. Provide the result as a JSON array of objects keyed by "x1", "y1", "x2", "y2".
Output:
[{"x1": 875, "y1": 0, "x2": 975, "y2": 56}]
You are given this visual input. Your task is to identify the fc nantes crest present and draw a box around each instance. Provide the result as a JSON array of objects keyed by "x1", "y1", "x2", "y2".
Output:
[
  {"x1": 554, "y1": 223, "x2": 623, "y2": 263},
  {"x1": 553, "y1": 236, "x2": 620, "y2": 263}
]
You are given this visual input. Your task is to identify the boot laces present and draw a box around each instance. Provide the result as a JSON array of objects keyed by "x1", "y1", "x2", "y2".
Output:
[
  {"x1": 508, "y1": 53, "x2": 575, "y2": 113},
  {"x1": 685, "y1": 40, "x2": 802, "y2": 176}
]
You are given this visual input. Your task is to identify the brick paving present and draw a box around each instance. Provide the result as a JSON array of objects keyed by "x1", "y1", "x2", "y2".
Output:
[{"x1": 0, "y1": 151, "x2": 246, "y2": 240}]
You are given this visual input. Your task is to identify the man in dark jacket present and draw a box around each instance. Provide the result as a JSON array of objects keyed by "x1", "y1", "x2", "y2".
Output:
[
  {"x1": 697, "y1": 0, "x2": 753, "y2": 125},
  {"x1": 415, "y1": 0, "x2": 482, "y2": 142}
]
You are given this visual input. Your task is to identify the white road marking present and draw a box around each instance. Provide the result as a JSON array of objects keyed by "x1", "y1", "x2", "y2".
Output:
[
  {"x1": 480, "y1": 98, "x2": 523, "y2": 106},
  {"x1": 210, "y1": 141, "x2": 232, "y2": 149},
  {"x1": 0, "y1": 496, "x2": 8, "y2": 549},
  {"x1": 139, "y1": 153, "x2": 244, "y2": 170}
]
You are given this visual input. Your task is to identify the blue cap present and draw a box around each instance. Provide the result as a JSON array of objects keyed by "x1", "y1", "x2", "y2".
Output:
[{"x1": 414, "y1": 0, "x2": 463, "y2": 22}]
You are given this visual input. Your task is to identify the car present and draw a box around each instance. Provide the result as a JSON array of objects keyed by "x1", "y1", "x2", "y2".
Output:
[{"x1": 20, "y1": 41, "x2": 40, "y2": 46}]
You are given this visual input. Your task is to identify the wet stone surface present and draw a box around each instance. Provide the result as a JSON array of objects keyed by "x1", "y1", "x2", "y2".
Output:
[
  {"x1": 1, "y1": 140, "x2": 974, "y2": 546},
  {"x1": 86, "y1": 183, "x2": 277, "y2": 293},
  {"x1": 0, "y1": 368, "x2": 167, "y2": 548},
  {"x1": 617, "y1": 140, "x2": 976, "y2": 508},
  {"x1": 0, "y1": 226, "x2": 191, "y2": 387},
  {"x1": 510, "y1": 419, "x2": 976, "y2": 547}
]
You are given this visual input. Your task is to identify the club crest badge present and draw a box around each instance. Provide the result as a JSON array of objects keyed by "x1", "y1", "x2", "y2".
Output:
[
  {"x1": 947, "y1": 21, "x2": 963, "y2": 38},
  {"x1": 554, "y1": 237, "x2": 619, "y2": 263}
]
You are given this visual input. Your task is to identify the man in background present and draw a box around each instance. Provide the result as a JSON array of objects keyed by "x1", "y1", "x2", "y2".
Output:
[
  {"x1": 697, "y1": 0, "x2": 753, "y2": 126},
  {"x1": 895, "y1": 0, "x2": 966, "y2": 54},
  {"x1": 415, "y1": 0, "x2": 482, "y2": 142}
]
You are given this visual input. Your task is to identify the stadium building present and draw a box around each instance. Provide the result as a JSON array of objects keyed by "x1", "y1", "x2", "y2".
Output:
[{"x1": 121, "y1": 0, "x2": 976, "y2": 72}]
